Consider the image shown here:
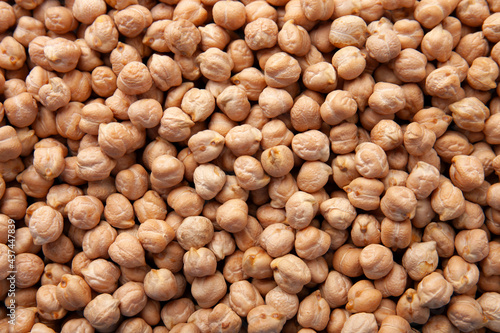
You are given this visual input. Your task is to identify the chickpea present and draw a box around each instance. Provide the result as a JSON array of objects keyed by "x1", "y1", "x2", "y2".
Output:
[
  {"x1": 341, "y1": 312, "x2": 378, "y2": 333},
  {"x1": 447, "y1": 295, "x2": 486, "y2": 332},
  {"x1": 247, "y1": 305, "x2": 286, "y2": 333},
  {"x1": 191, "y1": 271, "x2": 227, "y2": 308},
  {"x1": 402, "y1": 241, "x2": 439, "y2": 281},
  {"x1": 84, "y1": 15, "x2": 119, "y2": 53},
  {"x1": 245, "y1": 18, "x2": 278, "y2": 51},
  {"x1": 417, "y1": 272, "x2": 453, "y2": 309},
  {"x1": 84, "y1": 293, "x2": 121, "y2": 332},
  {"x1": 344, "y1": 177, "x2": 384, "y2": 211},
  {"x1": 271, "y1": 254, "x2": 311, "y2": 294},
  {"x1": 329, "y1": 15, "x2": 367, "y2": 48}
]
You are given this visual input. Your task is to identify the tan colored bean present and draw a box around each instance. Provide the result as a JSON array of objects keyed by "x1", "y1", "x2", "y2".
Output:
[
  {"x1": 247, "y1": 305, "x2": 286, "y2": 333},
  {"x1": 329, "y1": 15, "x2": 367, "y2": 48},
  {"x1": 402, "y1": 241, "x2": 439, "y2": 281},
  {"x1": 431, "y1": 179, "x2": 466, "y2": 221},
  {"x1": 84, "y1": 14, "x2": 119, "y2": 53},
  {"x1": 340, "y1": 312, "x2": 378, "y2": 333},
  {"x1": 191, "y1": 271, "x2": 227, "y2": 308},
  {"x1": 417, "y1": 272, "x2": 453, "y2": 309},
  {"x1": 244, "y1": 18, "x2": 278, "y2": 51},
  {"x1": 233, "y1": 155, "x2": 270, "y2": 191},
  {"x1": 396, "y1": 288, "x2": 430, "y2": 325},
  {"x1": 447, "y1": 295, "x2": 486, "y2": 332},
  {"x1": 84, "y1": 293, "x2": 121, "y2": 331},
  {"x1": 344, "y1": 177, "x2": 384, "y2": 211}
]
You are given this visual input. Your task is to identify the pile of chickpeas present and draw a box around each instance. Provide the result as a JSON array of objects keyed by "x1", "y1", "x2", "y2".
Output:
[{"x1": 1, "y1": 0, "x2": 500, "y2": 331}]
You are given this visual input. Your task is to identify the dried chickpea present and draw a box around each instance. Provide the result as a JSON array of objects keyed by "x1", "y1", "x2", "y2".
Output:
[
  {"x1": 320, "y1": 90, "x2": 357, "y2": 126},
  {"x1": 245, "y1": 18, "x2": 278, "y2": 51},
  {"x1": 84, "y1": 15, "x2": 119, "y2": 53},
  {"x1": 402, "y1": 241, "x2": 439, "y2": 281},
  {"x1": 417, "y1": 272, "x2": 453, "y2": 309},
  {"x1": 396, "y1": 288, "x2": 430, "y2": 325},
  {"x1": 84, "y1": 293, "x2": 121, "y2": 332},
  {"x1": 344, "y1": 177, "x2": 384, "y2": 211},
  {"x1": 329, "y1": 15, "x2": 367, "y2": 48},
  {"x1": 447, "y1": 295, "x2": 486, "y2": 332}
]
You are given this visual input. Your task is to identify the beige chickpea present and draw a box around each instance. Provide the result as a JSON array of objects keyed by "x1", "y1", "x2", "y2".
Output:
[
  {"x1": 447, "y1": 295, "x2": 486, "y2": 332},
  {"x1": 225, "y1": 124, "x2": 261, "y2": 157},
  {"x1": 103, "y1": 193, "x2": 135, "y2": 229},
  {"x1": 203, "y1": 303, "x2": 240, "y2": 332},
  {"x1": 340, "y1": 312, "x2": 378, "y2": 333},
  {"x1": 174, "y1": 216, "x2": 213, "y2": 251},
  {"x1": 425, "y1": 66, "x2": 462, "y2": 99},
  {"x1": 116, "y1": 61, "x2": 153, "y2": 96},
  {"x1": 329, "y1": 122, "x2": 358, "y2": 154},
  {"x1": 467, "y1": 57, "x2": 499, "y2": 91},
  {"x1": 187, "y1": 130, "x2": 224, "y2": 164},
  {"x1": 374, "y1": 263, "x2": 407, "y2": 298},
  {"x1": 380, "y1": 186, "x2": 417, "y2": 221},
  {"x1": 296, "y1": 290, "x2": 330, "y2": 331},
  {"x1": 402, "y1": 241, "x2": 439, "y2": 281},
  {"x1": 449, "y1": 154, "x2": 485, "y2": 192},
  {"x1": 107, "y1": 232, "x2": 146, "y2": 268},
  {"x1": 477, "y1": 292, "x2": 500, "y2": 331},
  {"x1": 82, "y1": 221, "x2": 117, "y2": 260},
  {"x1": 14, "y1": 253, "x2": 44, "y2": 288},
  {"x1": 296, "y1": 161, "x2": 332, "y2": 193},
  {"x1": 431, "y1": 179, "x2": 466, "y2": 221},
  {"x1": 264, "y1": 52, "x2": 301, "y2": 89},
  {"x1": 84, "y1": 14, "x2": 119, "y2": 53},
  {"x1": 0, "y1": 125, "x2": 22, "y2": 163},
  {"x1": 178, "y1": 89, "x2": 214, "y2": 123},
  {"x1": 191, "y1": 271, "x2": 227, "y2": 308},
  {"x1": 294, "y1": 226, "x2": 330, "y2": 261},
  {"x1": 28, "y1": 205, "x2": 64, "y2": 246},
  {"x1": 183, "y1": 247, "x2": 217, "y2": 278},
  {"x1": 81, "y1": 258, "x2": 121, "y2": 293},
  {"x1": 233, "y1": 155, "x2": 270, "y2": 191},
  {"x1": 396, "y1": 288, "x2": 430, "y2": 325},
  {"x1": 368, "y1": 82, "x2": 406, "y2": 116},
  {"x1": 167, "y1": 186, "x2": 204, "y2": 218},
  {"x1": 13, "y1": 16, "x2": 45, "y2": 48},
  {"x1": 434, "y1": 131, "x2": 474, "y2": 163},
  {"x1": 344, "y1": 177, "x2": 384, "y2": 211},
  {"x1": 329, "y1": 15, "x2": 367, "y2": 48},
  {"x1": 0, "y1": 36, "x2": 26, "y2": 71},
  {"x1": 393, "y1": 49, "x2": 427, "y2": 83},
  {"x1": 195, "y1": 48, "x2": 233, "y2": 82},
  {"x1": 350, "y1": 214, "x2": 381, "y2": 247},
  {"x1": 454, "y1": 228, "x2": 489, "y2": 263},
  {"x1": 258, "y1": 222, "x2": 293, "y2": 258},
  {"x1": 245, "y1": 18, "x2": 278, "y2": 51},
  {"x1": 191, "y1": 163, "x2": 225, "y2": 200},
  {"x1": 211, "y1": 0, "x2": 246, "y2": 30},
  {"x1": 355, "y1": 142, "x2": 389, "y2": 179},
  {"x1": 421, "y1": 24, "x2": 453, "y2": 63},
  {"x1": 213, "y1": 198, "x2": 247, "y2": 233},
  {"x1": 4, "y1": 91, "x2": 38, "y2": 128},
  {"x1": 267, "y1": 174, "x2": 298, "y2": 209},
  {"x1": 320, "y1": 197, "x2": 356, "y2": 230},
  {"x1": 261, "y1": 119, "x2": 293, "y2": 150},
  {"x1": 55, "y1": 274, "x2": 92, "y2": 311},
  {"x1": 451, "y1": 97, "x2": 489, "y2": 131},
  {"x1": 345, "y1": 280, "x2": 383, "y2": 314},
  {"x1": 416, "y1": 272, "x2": 453, "y2": 309},
  {"x1": 444, "y1": 255, "x2": 480, "y2": 294},
  {"x1": 0, "y1": 2, "x2": 16, "y2": 34},
  {"x1": 359, "y1": 244, "x2": 393, "y2": 280},
  {"x1": 247, "y1": 305, "x2": 286, "y2": 333},
  {"x1": 421, "y1": 222, "x2": 455, "y2": 258},
  {"x1": 91, "y1": 66, "x2": 117, "y2": 98},
  {"x1": 277, "y1": 20, "x2": 311, "y2": 57},
  {"x1": 271, "y1": 254, "x2": 311, "y2": 294},
  {"x1": 265, "y1": 286, "x2": 299, "y2": 321},
  {"x1": 143, "y1": 268, "x2": 177, "y2": 302},
  {"x1": 65, "y1": 195, "x2": 103, "y2": 230},
  {"x1": 207, "y1": 230, "x2": 235, "y2": 261},
  {"x1": 113, "y1": 5, "x2": 152, "y2": 38},
  {"x1": 320, "y1": 90, "x2": 357, "y2": 126},
  {"x1": 159, "y1": 298, "x2": 195, "y2": 330},
  {"x1": 422, "y1": 315, "x2": 459, "y2": 333},
  {"x1": 226, "y1": 280, "x2": 264, "y2": 317},
  {"x1": 84, "y1": 293, "x2": 121, "y2": 332},
  {"x1": 302, "y1": 62, "x2": 337, "y2": 94},
  {"x1": 258, "y1": 86, "x2": 293, "y2": 120},
  {"x1": 285, "y1": 191, "x2": 318, "y2": 230},
  {"x1": 405, "y1": 161, "x2": 440, "y2": 200},
  {"x1": 198, "y1": 23, "x2": 230, "y2": 52}
]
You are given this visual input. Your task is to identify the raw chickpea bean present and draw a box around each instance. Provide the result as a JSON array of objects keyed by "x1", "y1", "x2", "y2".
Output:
[
  {"x1": 81, "y1": 258, "x2": 121, "y2": 293},
  {"x1": 113, "y1": 5, "x2": 152, "y2": 38},
  {"x1": 354, "y1": 142, "x2": 389, "y2": 179},
  {"x1": 167, "y1": 186, "x2": 204, "y2": 217},
  {"x1": 421, "y1": 24, "x2": 453, "y2": 63},
  {"x1": 329, "y1": 15, "x2": 367, "y2": 48},
  {"x1": 449, "y1": 154, "x2": 484, "y2": 192},
  {"x1": 41, "y1": 263, "x2": 71, "y2": 286},
  {"x1": 265, "y1": 286, "x2": 299, "y2": 320},
  {"x1": 285, "y1": 191, "x2": 318, "y2": 230},
  {"x1": 116, "y1": 61, "x2": 153, "y2": 96},
  {"x1": 0, "y1": 2, "x2": 16, "y2": 34},
  {"x1": 320, "y1": 90, "x2": 357, "y2": 126},
  {"x1": 329, "y1": 122, "x2": 358, "y2": 154},
  {"x1": 295, "y1": 226, "x2": 330, "y2": 260},
  {"x1": 212, "y1": 0, "x2": 245, "y2": 30},
  {"x1": 28, "y1": 205, "x2": 64, "y2": 246},
  {"x1": 245, "y1": 18, "x2": 278, "y2": 51},
  {"x1": 159, "y1": 298, "x2": 195, "y2": 330},
  {"x1": 208, "y1": 230, "x2": 236, "y2": 260},
  {"x1": 56, "y1": 274, "x2": 92, "y2": 311},
  {"x1": 350, "y1": 214, "x2": 381, "y2": 247},
  {"x1": 477, "y1": 292, "x2": 500, "y2": 331},
  {"x1": 225, "y1": 125, "x2": 261, "y2": 157},
  {"x1": 65, "y1": 195, "x2": 103, "y2": 230},
  {"x1": 302, "y1": 62, "x2": 337, "y2": 94},
  {"x1": 90, "y1": 66, "x2": 118, "y2": 99},
  {"x1": 267, "y1": 174, "x2": 298, "y2": 209},
  {"x1": 417, "y1": 272, "x2": 453, "y2": 309},
  {"x1": 258, "y1": 86, "x2": 293, "y2": 119},
  {"x1": 434, "y1": 131, "x2": 473, "y2": 163},
  {"x1": 345, "y1": 280, "x2": 383, "y2": 314},
  {"x1": 108, "y1": 232, "x2": 146, "y2": 268},
  {"x1": 277, "y1": 20, "x2": 311, "y2": 57},
  {"x1": 467, "y1": 57, "x2": 499, "y2": 91},
  {"x1": 42, "y1": 233, "x2": 75, "y2": 263},
  {"x1": 179, "y1": 88, "x2": 214, "y2": 123},
  {"x1": 196, "y1": 48, "x2": 233, "y2": 82},
  {"x1": 456, "y1": 0, "x2": 489, "y2": 27},
  {"x1": 227, "y1": 280, "x2": 264, "y2": 317},
  {"x1": 447, "y1": 295, "x2": 486, "y2": 332},
  {"x1": 183, "y1": 247, "x2": 217, "y2": 278},
  {"x1": 341, "y1": 312, "x2": 378, "y2": 333},
  {"x1": 290, "y1": 94, "x2": 321, "y2": 131},
  {"x1": 72, "y1": 0, "x2": 106, "y2": 24},
  {"x1": 127, "y1": 99, "x2": 163, "y2": 129},
  {"x1": 402, "y1": 241, "x2": 439, "y2": 281},
  {"x1": 4, "y1": 91, "x2": 38, "y2": 128},
  {"x1": 143, "y1": 268, "x2": 177, "y2": 302},
  {"x1": 15, "y1": 253, "x2": 45, "y2": 288},
  {"x1": 233, "y1": 155, "x2": 270, "y2": 191},
  {"x1": 369, "y1": 120, "x2": 403, "y2": 151},
  {"x1": 164, "y1": 19, "x2": 200, "y2": 56},
  {"x1": 261, "y1": 119, "x2": 293, "y2": 150},
  {"x1": 0, "y1": 36, "x2": 26, "y2": 71},
  {"x1": 422, "y1": 315, "x2": 459, "y2": 333},
  {"x1": 374, "y1": 263, "x2": 407, "y2": 298},
  {"x1": 84, "y1": 293, "x2": 121, "y2": 332},
  {"x1": 344, "y1": 177, "x2": 384, "y2": 211},
  {"x1": 103, "y1": 193, "x2": 136, "y2": 229},
  {"x1": 380, "y1": 186, "x2": 417, "y2": 221},
  {"x1": 270, "y1": 254, "x2": 311, "y2": 294},
  {"x1": 396, "y1": 288, "x2": 430, "y2": 325},
  {"x1": 359, "y1": 244, "x2": 393, "y2": 280},
  {"x1": 455, "y1": 229, "x2": 489, "y2": 263},
  {"x1": 241, "y1": 246, "x2": 273, "y2": 280},
  {"x1": 206, "y1": 303, "x2": 241, "y2": 332},
  {"x1": 431, "y1": 179, "x2": 466, "y2": 221},
  {"x1": 368, "y1": 82, "x2": 406, "y2": 116},
  {"x1": 76, "y1": 146, "x2": 117, "y2": 181},
  {"x1": 191, "y1": 271, "x2": 227, "y2": 308},
  {"x1": 84, "y1": 15, "x2": 119, "y2": 53},
  {"x1": 187, "y1": 130, "x2": 224, "y2": 163},
  {"x1": 450, "y1": 96, "x2": 489, "y2": 130},
  {"x1": 76, "y1": 39, "x2": 103, "y2": 72},
  {"x1": 297, "y1": 290, "x2": 330, "y2": 331},
  {"x1": 422, "y1": 222, "x2": 455, "y2": 258},
  {"x1": 258, "y1": 222, "x2": 293, "y2": 258},
  {"x1": 14, "y1": 16, "x2": 46, "y2": 48},
  {"x1": 247, "y1": 305, "x2": 286, "y2": 333},
  {"x1": 115, "y1": 164, "x2": 148, "y2": 200},
  {"x1": 199, "y1": 23, "x2": 230, "y2": 51},
  {"x1": 444, "y1": 255, "x2": 480, "y2": 294},
  {"x1": 82, "y1": 221, "x2": 117, "y2": 260},
  {"x1": 0, "y1": 125, "x2": 22, "y2": 163}
]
